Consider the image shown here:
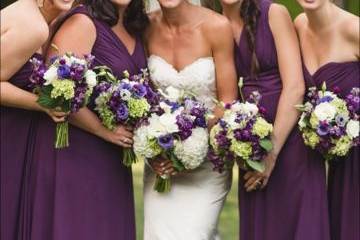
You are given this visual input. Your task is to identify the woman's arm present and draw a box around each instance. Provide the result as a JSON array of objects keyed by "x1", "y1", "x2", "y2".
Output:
[
  {"x1": 245, "y1": 4, "x2": 305, "y2": 191},
  {"x1": 48, "y1": 14, "x2": 132, "y2": 147}
]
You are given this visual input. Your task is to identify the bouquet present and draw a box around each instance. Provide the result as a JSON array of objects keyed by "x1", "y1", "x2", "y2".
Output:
[
  {"x1": 133, "y1": 86, "x2": 210, "y2": 192},
  {"x1": 30, "y1": 53, "x2": 97, "y2": 148},
  {"x1": 208, "y1": 91, "x2": 273, "y2": 173},
  {"x1": 297, "y1": 83, "x2": 359, "y2": 160},
  {"x1": 94, "y1": 67, "x2": 160, "y2": 166}
]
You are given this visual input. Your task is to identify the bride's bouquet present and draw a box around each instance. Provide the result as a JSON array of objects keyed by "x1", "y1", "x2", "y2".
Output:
[
  {"x1": 208, "y1": 90, "x2": 273, "y2": 173},
  {"x1": 30, "y1": 53, "x2": 97, "y2": 148},
  {"x1": 133, "y1": 86, "x2": 210, "y2": 193},
  {"x1": 297, "y1": 83, "x2": 359, "y2": 160},
  {"x1": 94, "y1": 67, "x2": 160, "y2": 166}
]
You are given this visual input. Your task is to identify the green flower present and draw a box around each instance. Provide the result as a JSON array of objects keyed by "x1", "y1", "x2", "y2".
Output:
[
  {"x1": 330, "y1": 136, "x2": 352, "y2": 157},
  {"x1": 148, "y1": 138, "x2": 162, "y2": 156},
  {"x1": 230, "y1": 140, "x2": 252, "y2": 160},
  {"x1": 252, "y1": 117, "x2": 273, "y2": 138},
  {"x1": 98, "y1": 107, "x2": 116, "y2": 130},
  {"x1": 128, "y1": 98, "x2": 150, "y2": 119},
  {"x1": 302, "y1": 129, "x2": 320, "y2": 149},
  {"x1": 330, "y1": 99, "x2": 349, "y2": 116},
  {"x1": 309, "y1": 114, "x2": 319, "y2": 129},
  {"x1": 51, "y1": 79, "x2": 75, "y2": 100}
]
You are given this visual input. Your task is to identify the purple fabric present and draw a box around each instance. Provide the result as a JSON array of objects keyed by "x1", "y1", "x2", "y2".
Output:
[
  {"x1": 234, "y1": 1, "x2": 330, "y2": 239},
  {"x1": 1, "y1": 53, "x2": 42, "y2": 240},
  {"x1": 19, "y1": 6, "x2": 146, "y2": 240},
  {"x1": 304, "y1": 61, "x2": 360, "y2": 240}
]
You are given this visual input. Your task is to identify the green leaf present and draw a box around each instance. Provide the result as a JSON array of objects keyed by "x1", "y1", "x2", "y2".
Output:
[
  {"x1": 169, "y1": 152, "x2": 185, "y2": 172},
  {"x1": 260, "y1": 138, "x2": 273, "y2": 152},
  {"x1": 37, "y1": 86, "x2": 58, "y2": 109},
  {"x1": 295, "y1": 104, "x2": 306, "y2": 111},
  {"x1": 321, "y1": 82, "x2": 327, "y2": 92},
  {"x1": 247, "y1": 160, "x2": 265, "y2": 172}
]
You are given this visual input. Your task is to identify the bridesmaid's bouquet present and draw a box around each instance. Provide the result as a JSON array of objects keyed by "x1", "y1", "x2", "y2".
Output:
[
  {"x1": 94, "y1": 67, "x2": 160, "y2": 166},
  {"x1": 30, "y1": 53, "x2": 97, "y2": 148},
  {"x1": 208, "y1": 91, "x2": 273, "y2": 173},
  {"x1": 297, "y1": 83, "x2": 359, "y2": 160},
  {"x1": 133, "y1": 86, "x2": 210, "y2": 193}
]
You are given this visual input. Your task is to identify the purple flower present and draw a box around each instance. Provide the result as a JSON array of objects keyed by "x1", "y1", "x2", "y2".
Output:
[
  {"x1": 316, "y1": 121, "x2": 330, "y2": 136},
  {"x1": 335, "y1": 114, "x2": 348, "y2": 127},
  {"x1": 133, "y1": 84, "x2": 147, "y2": 98},
  {"x1": 224, "y1": 103, "x2": 232, "y2": 109},
  {"x1": 190, "y1": 107, "x2": 206, "y2": 118},
  {"x1": 208, "y1": 149, "x2": 225, "y2": 173},
  {"x1": 158, "y1": 134, "x2": 174, "y2": 150},
  {"x1": 219, "y1": 119, "x2": 227, "y2": 128},
  {"x1": 176, "y1": 115, "x2": 193, "y2": 132},
  {"x1": 57, "y1": 65, "x2": 71, "y2": 79},
  {"x1": 317, "y1": 95, "x2": 333, "y2": 104},
  {"x1": 329, "y1": 126, "x2": 343, "y2": 138},
  {"x1": 215, "y1": 131, "x2": 231, "y2": 148},
  {"x1": 179, "y1": 130, "x2": 192, "y2": 140},
  {"x1": 195, "y1": 117, "x2": 207, "y2": 128},
  {"x1": 332, "y1": 86, "x2": 341, "y2": 94},
  {"x1": 116, "y1": 104, "x2": 129, "y2": 121},
  {"x1": 120, "y1": 82, "x2": 132, "y2": 91}
]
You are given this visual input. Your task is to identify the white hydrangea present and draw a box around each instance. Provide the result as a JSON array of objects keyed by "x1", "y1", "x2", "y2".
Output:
[
  {"x1": 314, "y1": 102, "x2": 337, "y2": 121},
  {"x1": 346, "y1": 120, "x2": 359, "y2": 139},
  {"x1": 133, "y1": 126, "x2": 159, "y2": 159},
  {"x1": 85, "y1": 70, "x2": 97, "y2": 88},
  {"x1": 241, "y1": 102, "x2": 259, "y2": 117},
  {"x1": 43, "y1": 66, "x2": 58, "y2": 85},
  {"x1": 174, "y1": 127, "x2": 209, "y2": 170}
]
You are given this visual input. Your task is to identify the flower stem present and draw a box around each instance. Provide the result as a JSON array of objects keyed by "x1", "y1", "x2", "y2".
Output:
[
  {"x1": 55, "y1": 121, "x2": 69, "y2": 149},
  {"x1": 123, "y1": 148, "x2": 137, "y2": 167}
]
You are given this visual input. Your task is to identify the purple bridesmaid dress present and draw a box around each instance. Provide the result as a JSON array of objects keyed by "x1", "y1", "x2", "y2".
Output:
[
  {"x1": 21, "y1": 6, "x2": 146, "y2": 240},
  {"x1": 234, "y1": 1, "x2": 330, "y2": 239},
  {"x1": 1, "y1": 53, "x2": 42, "y2": 240},
  {"x1": 303, "y1": 61, "x2": 360, "y2": 240}
]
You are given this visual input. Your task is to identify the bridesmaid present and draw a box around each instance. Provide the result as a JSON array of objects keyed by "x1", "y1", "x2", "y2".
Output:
[
  {"x1": 218, "y1": 0, "x2": 330, "y2": 239},
  {"x1": 0, "y1": 1, "x2": 72, "y2": 239},
  {"x1": 295, "y1": 1, "x2": 359, "y2": 240},
  {"x1": 26, "y1": 1, "x2": 148, "y2": 239}
]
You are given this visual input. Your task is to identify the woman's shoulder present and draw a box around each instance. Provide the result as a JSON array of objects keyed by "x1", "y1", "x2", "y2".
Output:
[
  {"x1": 338, "y1": 8, "x2": 359, "y2": 45},
  {"x1": 199, "y1": 6, "x2": 231, "y2": 36}
]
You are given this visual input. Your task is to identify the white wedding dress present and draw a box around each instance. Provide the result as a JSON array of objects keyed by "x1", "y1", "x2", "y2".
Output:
[{"x1": 143, "y1": 55, "x2": 232, "y2": 240}]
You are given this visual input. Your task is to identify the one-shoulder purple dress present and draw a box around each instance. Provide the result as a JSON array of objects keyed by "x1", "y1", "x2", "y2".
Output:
[
  {"x1": 21, "y1": 6, "x2": 147, "y2": 240},
  {"x1": 1, "y1": 53, "x2": 42, "y2": 240},
  {"x1": 234, "y1": 1, "x2": 330, "y2": 239},
  {"x1": 303, "y1": 61, "x2": 360, "y2": 240}
]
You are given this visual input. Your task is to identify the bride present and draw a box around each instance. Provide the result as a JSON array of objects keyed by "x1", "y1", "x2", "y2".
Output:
[{"x1": 144, "y1": 1, "x2": 238, "y2": 239}]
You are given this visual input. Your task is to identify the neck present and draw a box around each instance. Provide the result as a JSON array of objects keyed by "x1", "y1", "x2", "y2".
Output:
[
  {"x1": 304, "y1": 2, "x2": 337, "y2": 31},
  {"x1": 161, "y1": 1, "x2": 193, "y2": 27},
  {"x1": 116, "y1": 5, "x2": 126, "y2": 27},
  {"x1": 222, "y1": 1, "x2": 242, "y2": 23}
]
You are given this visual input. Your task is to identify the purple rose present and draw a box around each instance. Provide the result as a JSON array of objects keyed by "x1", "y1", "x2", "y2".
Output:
[
  {"x1": 57, "y1": 65, "x2": 71, "y2": 79},
  {"x1": 158, "y1": 134, "x2": 174, "y2": 150},
  {"x1": 116, "y1": 104, "x2": 129, "y2": 122}
]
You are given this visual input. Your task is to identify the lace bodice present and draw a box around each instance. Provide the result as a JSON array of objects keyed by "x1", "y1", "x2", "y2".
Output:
[{"x1": 148, "y1": 55, "x2": 216, "y2": 110}]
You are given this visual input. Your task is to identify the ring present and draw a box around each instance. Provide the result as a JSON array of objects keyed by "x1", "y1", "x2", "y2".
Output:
[{"x1": 254, "y1": 179, "x2": 262, "y2": 189}]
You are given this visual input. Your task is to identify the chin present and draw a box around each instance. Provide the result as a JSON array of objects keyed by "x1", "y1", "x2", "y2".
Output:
[
  {"x1": 111, "y1": 0, "x2": 132, "y2": 7},
  {"x1": 157, "y1": 0, "x2": 183, "y2": 9},
  {"x1": 297, "y1": 0, "x2": 327, "y2": 11},
  {"x1": 52, "y1": 0, "x2": 75, "y2": 11}
]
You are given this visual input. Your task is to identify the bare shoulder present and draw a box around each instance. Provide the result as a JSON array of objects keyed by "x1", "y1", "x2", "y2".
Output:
[
  {"x1": 269, "y1": 3, "x2": 291, "y2": 21},
  {"x1": 294, "y1": 12, "x2": 307, "y2": 32},
  {"x1": 339, "y1": 9, "x2": 359, "y2": 44},
  {"x1": 200, "y1": 7, "x2": 232, "y2": 44}
]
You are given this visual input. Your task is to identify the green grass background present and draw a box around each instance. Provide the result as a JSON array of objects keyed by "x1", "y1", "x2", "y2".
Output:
[{"x1": 132, "y1": 3, "x2": 359, "y2": 240}]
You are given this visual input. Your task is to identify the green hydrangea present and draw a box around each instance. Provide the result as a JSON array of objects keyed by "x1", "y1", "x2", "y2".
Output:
[
  {"x1": 252, "y1": 117, "x2": 273, "y2": 138},
  {"x1": 148, "y1": 138, "x2": 162, "y2": 156},
  {"x1": 128, "y1": 98, "x2": 150, "y2": 119},
  {"x1": 329, "y1": 136, "x2": 352, "y2": 157},
  {"x1": 98, "y1": 107, "x2": 116, "y2": 130},
  {"x1": 309, "y1": 114, "x2": 319, "y2": 129},
  {"x1": 330, "y1": 99, "x2": 349, "y2": 116},
  {"x1": 51, "y1": 79, "x2": 75, "y2": 100},
  {"x1": 303, "y1": 129, "x2": 320, "y2": 149},
  {"x1": 230, "y1": 140, "x2": 252, "y2": 160}
]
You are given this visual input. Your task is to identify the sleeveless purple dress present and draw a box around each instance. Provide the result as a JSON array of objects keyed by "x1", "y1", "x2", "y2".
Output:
[
  {"x1": 234, "y1": 1, "x2": 330, "y2": 239},
  {"x1": 1, "y1": 53, "x2": 42, "y2": 240},
  {"x1": 303, "y1": 61, "x2": 360, "y2": 240},
  {"x1": 21, "y1": 6, "x2": 146, "y2": 240}
]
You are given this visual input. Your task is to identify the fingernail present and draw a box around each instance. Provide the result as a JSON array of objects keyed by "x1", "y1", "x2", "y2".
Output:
[
  {"x1": 160, "y1": 163, "x2": 165, "y2": 167},
  {"x1": 161, "y1": 168, "x2": 166, "y2": 171}
]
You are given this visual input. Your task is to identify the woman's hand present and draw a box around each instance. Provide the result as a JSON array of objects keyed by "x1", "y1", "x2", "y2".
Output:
[
  {"x1": 42, "y1": 107, "x2": 68, "y2": 123},
  {"x1": 149, "y1": 156, "x2": 178, "y2": 177},
  {"x1": 101, "y1": 125, "x2": 134, "y2": 148},
  {"x1": 243, "y1": 152, "x2": 277, "y2": 192}
]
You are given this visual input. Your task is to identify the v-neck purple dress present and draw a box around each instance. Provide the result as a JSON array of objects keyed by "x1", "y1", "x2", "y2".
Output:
[
  {"x1": 234, "y1": 1, "x2": 330, "y2": 239},
  {"x1": 304, "y1": 61, "x2": 360, "y2": 240},
  {"x1": 1, "y1": 53, "x2": 42, "y2": 240},
  {"x1": 20, "y1": 6, "x2": 146, "y2": 240}
]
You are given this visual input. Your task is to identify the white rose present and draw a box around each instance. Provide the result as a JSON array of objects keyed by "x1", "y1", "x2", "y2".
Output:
[
  {"x1": 85, "y1": 70, "x2": 97, "y2": 87},
  {"x1": 159, "y1": 101, "x2": 172, "y2": 114},
  {"x1": 43, "y1": 66, "x2": 58, "y2": 85},
  {"x1": 120, "y1": 89, "x2": 131, "y2": 101},
  {"x1": 314, "y1": 102, "x2": 337, "y2": 121},
  {"x1": 159, "y1": 113, "x2": 179, "y2": 134},
  {"x1": 346, "y1": 120, "x2": 359, "y2": 139},
  {"x1": 164, "y1": 86, "x2": 182, "y2": 102},
  {"x1": 147, "y1": 115, "x2": 166, "y2": 138},
  {"x1": 242, "y1": 102, "x2": 258, "y2": 116},
  {"x1": 230, "y1": 102, "x2": 243, "y2": 112},
  {"x1": 70, "y1": 56, "x2": 87, "y2": 66}
]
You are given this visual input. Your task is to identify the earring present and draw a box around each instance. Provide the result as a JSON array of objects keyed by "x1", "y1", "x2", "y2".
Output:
[{"x1": 37, "y1": 0, "x2": 44, "y2": 8}]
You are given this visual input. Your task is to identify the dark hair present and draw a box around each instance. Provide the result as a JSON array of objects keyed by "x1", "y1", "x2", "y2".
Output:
[
  {"x1": 240, "y1": 0, "x2": 260, "y2": 76},
  {"x1": 83, "y1": 0, "x2": 149, "y2": 36}
]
